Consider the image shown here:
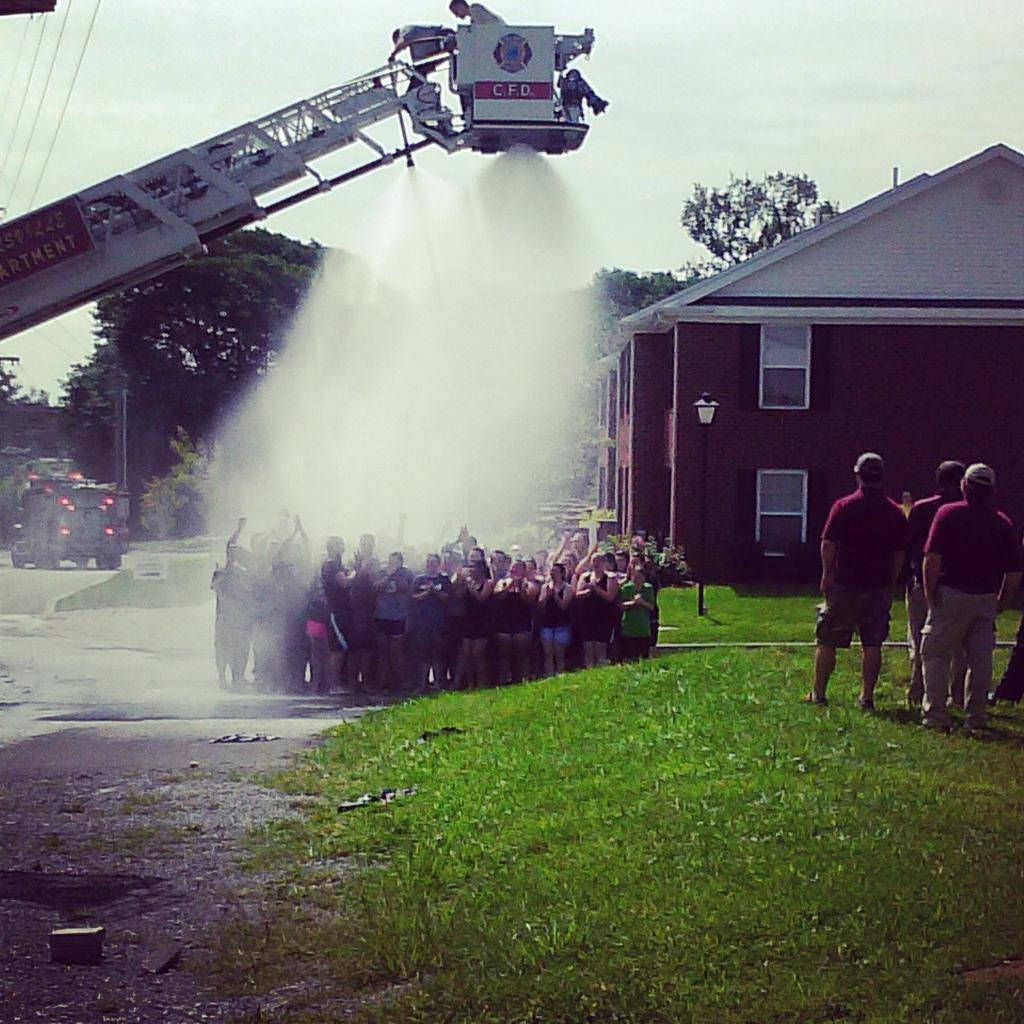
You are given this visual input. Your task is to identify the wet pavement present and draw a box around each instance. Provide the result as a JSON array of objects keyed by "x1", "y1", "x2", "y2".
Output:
[
  {"x1": 0, "y1": 552, "x2": 362, "y2": 767},
  {"x1": 0, "y1": 549, "x2": 369, "y2": 1021}
]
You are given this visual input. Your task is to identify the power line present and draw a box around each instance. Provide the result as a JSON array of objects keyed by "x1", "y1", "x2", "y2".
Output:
[
  {"x1": 52, "y1": 316, "x2": 90, "y2": 358},
  {"x1": 0, "y1": 13, "x2": 49, "y2": 194},
  {"x1": 25, "y1": 324, "x2": 77, "y2": 361},
  {"x1": 0, "y1": 16, "x2": 32, "y2": 141},
  {"x1": 3, "y1": 0, "x2": 74, "y2": 211},
  {"x1": 26, "y1": 0, "x2": 102, "y2": 211}
]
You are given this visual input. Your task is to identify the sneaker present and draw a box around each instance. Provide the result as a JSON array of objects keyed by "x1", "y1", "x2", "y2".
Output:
[
  {"x1": 856, "y1": 697, "x2": 875, "y2": 711},
  {"x1": 921, "y1": 719, "x2": 951, "y2": 734},
  {"x1": 804, "y1": 692, "x2": 828, "y2": 706}
]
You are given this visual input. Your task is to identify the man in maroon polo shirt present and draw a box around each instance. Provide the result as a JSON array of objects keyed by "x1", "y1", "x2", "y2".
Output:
[
  {"x1": 920, "y1": 463, "x2": 1022, "y2": 732},
  {"x1": 904, "y1": 460, "x2": 968, "y2": 709},
  {"x1": 808, "y1": 453, "x2": 907, "y2": 708}
]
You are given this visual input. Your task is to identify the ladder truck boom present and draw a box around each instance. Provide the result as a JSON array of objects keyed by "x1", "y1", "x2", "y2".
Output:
[{"x1": 0, "y1": 21, "x2": 601, "y2": 343}]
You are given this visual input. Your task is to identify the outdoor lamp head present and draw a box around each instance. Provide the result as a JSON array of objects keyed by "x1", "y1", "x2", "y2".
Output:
[{"x1": 694, "y1": 392, "x2": 718, "y2": 426}]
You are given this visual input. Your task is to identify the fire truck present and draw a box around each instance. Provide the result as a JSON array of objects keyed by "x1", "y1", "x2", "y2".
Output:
[
  {"x1": 10, "y1": 474, "x2": 127, "y2": 569},
  {"x1": 0, "y1": 17, "x2": 603, "y2": 343}
]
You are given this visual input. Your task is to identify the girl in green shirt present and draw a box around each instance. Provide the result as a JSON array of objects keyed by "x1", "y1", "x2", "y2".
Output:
[{"x1": 619, "y1": 567, "x2": 656, "y2": 661}]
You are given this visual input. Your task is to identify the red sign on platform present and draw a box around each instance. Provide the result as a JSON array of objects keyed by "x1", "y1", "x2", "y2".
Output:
[
  {"x1": 474, "y1": 81, "x2": 553, "y2": 101},
  {"x1": 0, "y1": 198, "x2": 94, "y2": 288}
]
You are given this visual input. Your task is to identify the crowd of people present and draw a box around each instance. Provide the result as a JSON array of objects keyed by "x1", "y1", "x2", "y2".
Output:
[
  {"x1": 210, "y1": 452, "x2": 1024, "y2": 731},
  {"x1": 210, "y1": 517, "x2": 665, "y2": 697},
  {"x1": 809, "y1": 452, "x2": 1024, "y2": 733}
]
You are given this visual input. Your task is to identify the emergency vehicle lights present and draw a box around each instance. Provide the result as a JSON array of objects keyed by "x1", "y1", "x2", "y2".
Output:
[
  {"x1": 103, "y1": 527, "x2": 115, "y2": 536},
  {"x1": 60, "y1": 527, "x2": 71, "y2": 536},
  {"x1": 59, "y1": 496, "x2": 70, "y2": 505},
  {"x1": 66, "y1": 504, "x2": 76, "y2": 512}
]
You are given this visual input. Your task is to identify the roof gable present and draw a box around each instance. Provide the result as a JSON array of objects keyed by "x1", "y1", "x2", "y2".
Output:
[{"x1": 621, "y1": 144, "x2": 1024, "y2": 332}]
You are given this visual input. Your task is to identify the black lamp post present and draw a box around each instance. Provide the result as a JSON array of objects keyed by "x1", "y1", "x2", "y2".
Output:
[{"x1": 693, "y1": 391, "x2": 718, "y2": 616}]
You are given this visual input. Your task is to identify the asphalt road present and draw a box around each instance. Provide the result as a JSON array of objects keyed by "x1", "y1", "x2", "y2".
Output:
[{"x1": 0, "y1": 549, "x2": 362, "y2": 774}]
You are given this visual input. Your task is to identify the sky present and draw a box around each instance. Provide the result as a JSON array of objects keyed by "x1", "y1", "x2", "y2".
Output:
[{"x1": 0, "y1": 0, "x2": 1022, "y2": 396}]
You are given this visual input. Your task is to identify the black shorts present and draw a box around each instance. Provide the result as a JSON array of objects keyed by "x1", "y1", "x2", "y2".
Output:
[
  {"x1": 326, "y1": 612, "x2": 350, "y2": 653},
  {"x1": 374, "y1": 618, "x2": 406, "y2": 638},
  {"x1": 815, "y1": 584, "x2": 892, "y2": 648}
]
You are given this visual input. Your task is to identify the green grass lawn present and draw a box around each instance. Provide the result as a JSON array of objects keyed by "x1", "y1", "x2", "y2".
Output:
[
  {"x1": 208, "y1": 650, "x2": 1024, "y2": 1023},
  {"x1": 658, "y1": 585, "x2": 1022, "y2": 645}
]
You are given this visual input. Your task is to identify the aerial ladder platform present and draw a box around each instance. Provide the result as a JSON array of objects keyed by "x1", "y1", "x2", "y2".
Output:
[{"x1": 0, "y1": 20, "x2": 603, "y2": 343}]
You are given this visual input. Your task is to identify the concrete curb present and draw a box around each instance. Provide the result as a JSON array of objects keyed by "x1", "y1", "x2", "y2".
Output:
[{"x1": 655, "y1": 640, "x2": 1015, "y2": 652}]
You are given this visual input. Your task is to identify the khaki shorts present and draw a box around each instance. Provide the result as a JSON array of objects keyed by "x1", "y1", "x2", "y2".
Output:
[{"x1": 815, "y1": 584, "x2": 892, "y2": 648}]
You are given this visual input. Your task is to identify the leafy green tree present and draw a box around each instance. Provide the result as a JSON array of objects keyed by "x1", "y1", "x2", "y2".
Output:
[
  {"x1": 139, "y1": 428, "x2": 210, "y2": 539},
  {"x1": 61, "y1": 227, "x2": 323, "y2": 499},
  {"x1": 592, "y1": 267, "x2": 695, "y2": 330},
  {"x1": 0, "y1": 360, "x2": 20, "y2": 403},
  {"x1": 96, "y1": 227, "x2": 322, "y2": 390},
  {"x1": 60, "y1": 341, "x2": 121, "y2": 482},
  {"x1": 0, "y1": 472, "x2": 23, "y2": 543},
  {"x1": 681, "y1": 171, "x2": 839, "y2": 273}
]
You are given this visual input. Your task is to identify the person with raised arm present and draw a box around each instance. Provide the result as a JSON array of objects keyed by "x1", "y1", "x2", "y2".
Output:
[
  {"x1": 574, "y1": 551, "x2": 620, "y2": 668},
  {"x1": 492, "y1": 559, "x2": 538, "y2": 684}
]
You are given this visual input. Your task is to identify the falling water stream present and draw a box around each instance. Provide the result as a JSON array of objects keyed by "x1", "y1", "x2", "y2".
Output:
[{"x1": 212, "y1": 148, "x2": 596, "y2": 550}]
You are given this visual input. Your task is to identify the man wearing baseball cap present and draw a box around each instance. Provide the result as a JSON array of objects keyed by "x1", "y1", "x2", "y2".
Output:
[
  {"x1": 920, "y1": 463, "x2": 1022, "y2": 732},
  {"x1": 808, "y1": 453, "x2": 908, "y2": 708},
  {"x1": 904, "y1": 460, "x2": 969, "y2": 710}
]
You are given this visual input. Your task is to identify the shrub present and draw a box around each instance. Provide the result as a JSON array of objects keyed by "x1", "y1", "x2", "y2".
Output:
[{"x1": 139, "y1": 429, "x2": 209, "y2": 539}]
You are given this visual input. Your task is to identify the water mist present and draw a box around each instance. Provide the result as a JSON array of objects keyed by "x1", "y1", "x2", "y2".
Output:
[{"x1": 212, "y1": 148, "x2": 596, "y2": 554}]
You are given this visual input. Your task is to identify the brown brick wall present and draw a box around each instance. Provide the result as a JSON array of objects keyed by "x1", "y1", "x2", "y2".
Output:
[
  {"x1": 624, "y1": 321, "x2": 1024, "y2": 581},
  {"x1": 629, "y1": 331, "x2": 674, "y2": 540}
]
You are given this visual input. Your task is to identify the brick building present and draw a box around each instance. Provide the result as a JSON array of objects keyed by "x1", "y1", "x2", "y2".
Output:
[{"x1": 598, "y1": 143, "x2": 1024, "y2": 582}]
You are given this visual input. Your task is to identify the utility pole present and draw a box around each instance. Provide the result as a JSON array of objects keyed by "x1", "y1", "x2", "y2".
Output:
[
  {"x1": 110, "y1": 365, "x2": 128, "y2": 490},
  {"x1": 113, "y1": 382, "x2": 127, "y2": 490}
]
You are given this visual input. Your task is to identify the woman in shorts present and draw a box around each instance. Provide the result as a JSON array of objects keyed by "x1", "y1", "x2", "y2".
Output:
[{"x1": 538, "y1": 562, "x2": 574, "y2": 676}]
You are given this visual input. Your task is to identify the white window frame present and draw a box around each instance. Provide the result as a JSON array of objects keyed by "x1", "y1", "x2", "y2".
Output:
[
  {"x1": 756, "y1": 469, "x2": 808, "y2": 556},
  {"x1": 759, "y1": 324, "x2": 811, "y2": 410}
]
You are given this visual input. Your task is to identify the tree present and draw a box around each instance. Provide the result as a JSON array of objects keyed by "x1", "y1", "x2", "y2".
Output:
[
  {"x1": 95, "y1": 227, "x2": 322, "y2": 393},
  {"x1": 587, "y1": 267, "x2": 700, "y2": 361},
  {"x1": 681, "y1": 171, "x2": 839, "y2": 273},
  {"x1": 139, "y1": 428, "x2": 210, "y2": 539},
  {"x1": 0, "y1": 359, "x2": 21, "y2": 404},
  {"x1": 592, "y1": 268, "x2": 695, "y2": 330},
  {"x1": 60, "y1": 341, "x2": 122, "y2": 481},
  {"x1": 61, "y1": 227, "x2": 323, "y2": 500}
]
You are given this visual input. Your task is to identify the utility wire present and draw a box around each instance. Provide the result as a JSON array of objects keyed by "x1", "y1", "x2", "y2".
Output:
[
  {"x1": 26, "y1": 0, "x2": 103, "y2": 212},
  {"x1": 4, "y1": 0, "x2": 75, "y2": 212},
  {"x1": 0, "y1": 16, "x2": 32, "y2": 143},
  {"x1": 0, "y1": 14, "x2": 49, "y2": 195}
]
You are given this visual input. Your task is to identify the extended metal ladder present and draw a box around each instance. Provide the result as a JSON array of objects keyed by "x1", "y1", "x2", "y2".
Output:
[{"x1": 0, "y1": 61, "x2": 454, "y2": 341}]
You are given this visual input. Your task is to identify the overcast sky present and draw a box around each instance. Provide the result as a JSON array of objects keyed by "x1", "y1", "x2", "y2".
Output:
[{"x1": 1, "y1": 0, "x2": 1022, "y2": 394}]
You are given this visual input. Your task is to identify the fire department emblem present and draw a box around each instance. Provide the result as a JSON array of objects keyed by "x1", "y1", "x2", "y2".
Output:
[{"x1": 493, "y1": 33, "x2": 532, "y2": 73}]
